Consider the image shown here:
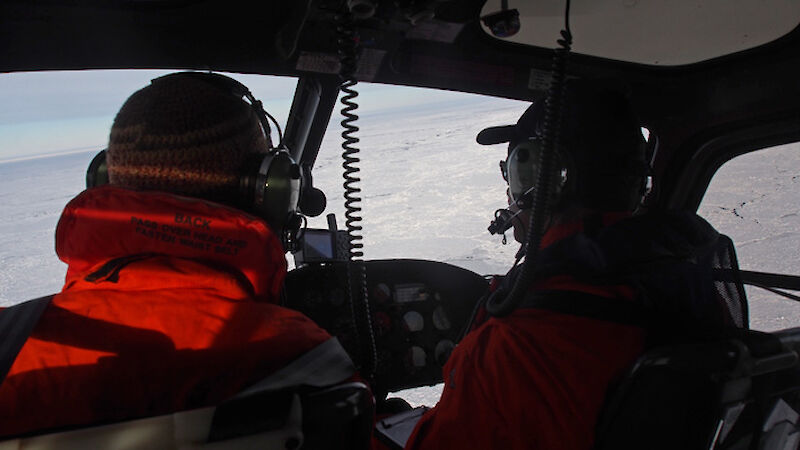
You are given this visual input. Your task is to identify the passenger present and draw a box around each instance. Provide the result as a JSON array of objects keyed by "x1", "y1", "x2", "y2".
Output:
[
  {"x1": 0, "y1": 73, "x2": 343, "y2": 437},
  {"x1": 405, "y1": 81, "x2": 732, "y2": 449}
]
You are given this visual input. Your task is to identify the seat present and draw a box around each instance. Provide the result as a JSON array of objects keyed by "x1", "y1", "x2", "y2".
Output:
[
  {"x1": 594, "y1": 328, "x2": 800, "y2": 450},
  {"x1": 594, "y1": 227, "x2": 800, "y2": 450},
  {"x1": 208, "y1": 381, "x2": 374, "y2": 450},
  {"x1": 0, "y1": 381, "x2": 372, "y2": 450},
  {"x1": 0, "y1": 338, "x2": 373, "y2": 450}
]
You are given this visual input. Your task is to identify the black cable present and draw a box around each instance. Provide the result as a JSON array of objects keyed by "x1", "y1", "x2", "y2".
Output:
[
  {"x1": 242, "y1": 91, "x2": 284, "y2": 147},
  {"x1": 264, "y1": 109, "x2": 284, "y2": 146},
  {"x1": 487, "y1": 0, "x2": 573, "y2": 317},
  {"x1": 338, "y1": 14, "x2": 364, "y2": 262},
  {"x1": 336, "y1": 9, "x2": 378, "y2": 379}
]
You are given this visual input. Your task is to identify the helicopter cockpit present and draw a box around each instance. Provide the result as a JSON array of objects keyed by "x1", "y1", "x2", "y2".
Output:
[{"x1": 2, "y1": 0, "x2": 800, "y2": 449}]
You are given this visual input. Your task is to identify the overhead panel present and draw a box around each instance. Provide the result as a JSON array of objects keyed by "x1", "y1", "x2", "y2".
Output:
[{"x1": 480, "y1": 0, "x2": 800, "y2": 66}]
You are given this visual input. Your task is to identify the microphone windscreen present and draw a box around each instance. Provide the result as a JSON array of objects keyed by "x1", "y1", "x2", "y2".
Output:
[
  {"x1": 487, "y1": 209, "x2": 514, "y2": 235},
  {"x1": 299, "y1": 187, "x2": 326, "y2": 217}
]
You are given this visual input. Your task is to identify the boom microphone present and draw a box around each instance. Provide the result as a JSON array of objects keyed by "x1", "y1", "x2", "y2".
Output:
[
  {"x1": 488, "y1": 208, "x2": 518, "y2": 235},
  {"x1": 488, "y1": 190, "x2": 532, "y2": 236}
]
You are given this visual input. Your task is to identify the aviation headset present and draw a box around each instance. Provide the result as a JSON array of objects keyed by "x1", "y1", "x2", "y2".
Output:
[
  {"x1": 85, "y1": 72, "x2": 305, "y2": 248},
  {"x1": 500, "y1": 135, "x2": 651, "y2": 212},
  {"x1": 501, "y1": 138, "x2": 566, "y2": 208}
]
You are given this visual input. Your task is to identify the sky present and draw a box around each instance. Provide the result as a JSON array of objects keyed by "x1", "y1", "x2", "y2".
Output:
[{"x1": 0, "y1": 70, "x2": 495, "y2": 162}]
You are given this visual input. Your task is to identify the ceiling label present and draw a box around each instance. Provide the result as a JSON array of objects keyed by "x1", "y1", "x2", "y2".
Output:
[
  {"x1": 405, "y1": 21, "x2": 465, "y2": 43},
  {"x1": 528, "y1": 68, "x2": 551, "y2": 91},
  {"x1": 296, "y1": 49, "x2": 387, "y2": 82}
]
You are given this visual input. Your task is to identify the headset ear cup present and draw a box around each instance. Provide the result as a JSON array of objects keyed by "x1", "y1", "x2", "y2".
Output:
[
  {"x1": 86, "y1": 149, "x2": 109, "y2": 188},
  {"x1": 238, "y1": 153, "x2": 263, "y2": 208},
  {"x1": 244, "y1": 150, "x2": 302, "y2": 234}
]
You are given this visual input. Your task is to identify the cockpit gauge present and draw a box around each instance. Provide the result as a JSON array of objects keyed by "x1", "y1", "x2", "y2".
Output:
[
  {"x1": 395, "y1": 283, "x2": 430, "y2": 303},
  {"x1": 407, "y1": 346, "x2": 427, "y2": 369},
  {"x1": 374, "y1": 312, "x2": 392, "y2": 336},
  {"x1": 432, "y1": 306, "x2": 451, "y2": 331},
  {"x1": 283, "y1": 259, "x2": 489, "y2": 395},
  {"x1": 402, "y1": 311, "x2": 425, "y2": 332},
  {"x1": 374, "y1": 283, "x2": 392, "y2": 303}
]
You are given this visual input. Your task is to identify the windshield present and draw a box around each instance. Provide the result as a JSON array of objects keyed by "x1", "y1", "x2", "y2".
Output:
[
  {"x1": 307, "y1": 82, "x2": 526, "y2": 271},
  {"x1": 0, "y1": 70, "x2": 528, "y2": 306}
]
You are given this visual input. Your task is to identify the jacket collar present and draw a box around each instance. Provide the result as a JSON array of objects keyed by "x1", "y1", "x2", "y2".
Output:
[{"x1": 55, "y1": 186, "x2": 287, "y2": 302}]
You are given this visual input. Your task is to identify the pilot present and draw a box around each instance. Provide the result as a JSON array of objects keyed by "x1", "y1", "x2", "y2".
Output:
[
  {"x1": 404, "y1": 81, "x2": 732, "y2": 449},
  {"x1": 0, "y1": 73, "x2": 348, "y2": 437}
]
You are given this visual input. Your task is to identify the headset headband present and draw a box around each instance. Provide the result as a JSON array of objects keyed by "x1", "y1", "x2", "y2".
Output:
[{"x1": 153, "y1": 72, "x2": 278, "y2": 148}]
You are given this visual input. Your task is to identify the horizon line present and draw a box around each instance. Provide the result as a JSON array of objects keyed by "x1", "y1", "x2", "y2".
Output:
[{"x1": 0, "y1": 146, "x2": 99, "y2": 165}]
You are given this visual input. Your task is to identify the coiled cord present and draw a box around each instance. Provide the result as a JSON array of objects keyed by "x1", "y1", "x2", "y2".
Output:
[
  {"x1": 336, "y1": 10, "x2": 378, "y2": 378},
  {"x1": 338, "y1": 14, "x2": 364, "y2": 261},
  {"x1": 487, "y1": 0, "x2": 573, "y2": 317}
]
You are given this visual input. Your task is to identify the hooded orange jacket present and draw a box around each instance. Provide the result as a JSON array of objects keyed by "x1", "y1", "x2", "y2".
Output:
[{"x1": 0, "y1": 186, "x2": 332, "y2": 437}]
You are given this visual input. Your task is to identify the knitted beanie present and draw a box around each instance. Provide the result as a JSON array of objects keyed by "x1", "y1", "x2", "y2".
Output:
[{"x1": 107, "y1": 73, "x2": 268, "y2": 202}]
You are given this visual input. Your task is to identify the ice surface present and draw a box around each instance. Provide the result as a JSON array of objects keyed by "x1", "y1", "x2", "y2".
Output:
[
  {"x1": 1, "y1": 93, "x2": 799, "y2": 407},
  {"x1": 307, "y1": 98, "x2": 526, "y2": 276},
  {"x1": 697, "y1": 143, "x2": 800, "y2": 331},
  {"x1": 0, "y1": 150, "x2": 95, "y2": 303}
]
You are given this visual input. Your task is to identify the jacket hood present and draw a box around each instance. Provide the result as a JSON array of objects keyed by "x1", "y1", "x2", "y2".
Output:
[{"x1": 55, "y1": 186, "x2": 287, "y2": 302}]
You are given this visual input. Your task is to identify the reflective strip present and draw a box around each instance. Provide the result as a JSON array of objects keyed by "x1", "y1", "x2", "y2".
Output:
[
  {"x1": 0, "y1": 295, "x2": 53, "y2": 385},
  {"x1": 232, "y1": 337, "x2": 356, "y2": 399}
]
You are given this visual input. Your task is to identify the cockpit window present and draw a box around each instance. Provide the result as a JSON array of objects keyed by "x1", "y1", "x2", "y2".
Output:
[
  {"x1": 698, "y1": 142, "x2": 800, "y2": 331},
  {"x1": 1, "y1": 72, "x2": 529, "y2": 305},
  {"x1": 306, "y1": 82, "x2": 528, "y2": 274}
]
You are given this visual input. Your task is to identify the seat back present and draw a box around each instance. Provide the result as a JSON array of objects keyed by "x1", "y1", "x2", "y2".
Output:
[
  {"x1": 594, "y1": 329, "x2": 800, "y2": 450},
  {"x1": 0, "y1": 381, "x2": 373, "y2": 450},
  {"x1": 709, "y1": 234, "x2": 749, "y2": 328},
  {"x1": 0, "y1": 336, "x2": 372, "y2": 449},
  {"x1": 210, "y1": 381, "x2": 374, "y2": 450}
]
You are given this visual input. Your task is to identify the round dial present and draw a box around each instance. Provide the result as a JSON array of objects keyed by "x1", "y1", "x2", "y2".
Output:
[
  {"x1": 407, "y1": 346, "x2": 427, "y2": 369},
  {"x1": 403, "y1": 311, "x2": 425, "y2": 332},
  {"x1": 374, "y1": 283, "x2": 392, "y2": 303},
  {"x1": 432, "y1": 306, "x2": 451, "y2": 331}
]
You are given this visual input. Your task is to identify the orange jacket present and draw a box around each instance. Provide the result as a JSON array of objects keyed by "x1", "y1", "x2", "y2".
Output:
[{"x1": 0, "y1": 186, "x2": 332, "y2": 437}]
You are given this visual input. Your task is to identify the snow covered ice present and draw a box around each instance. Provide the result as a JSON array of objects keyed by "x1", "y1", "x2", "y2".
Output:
[
  {"x1": 697, "y1": 143, "x2": 800, "y2": 331},
  {"x1": 1, "y1": 82, "x2": 799, "y2": 406}
]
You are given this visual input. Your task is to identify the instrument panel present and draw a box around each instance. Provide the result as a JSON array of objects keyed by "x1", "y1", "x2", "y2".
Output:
[{"x1": 284, "y1": 259, "x2": 488, "y2": 397}]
